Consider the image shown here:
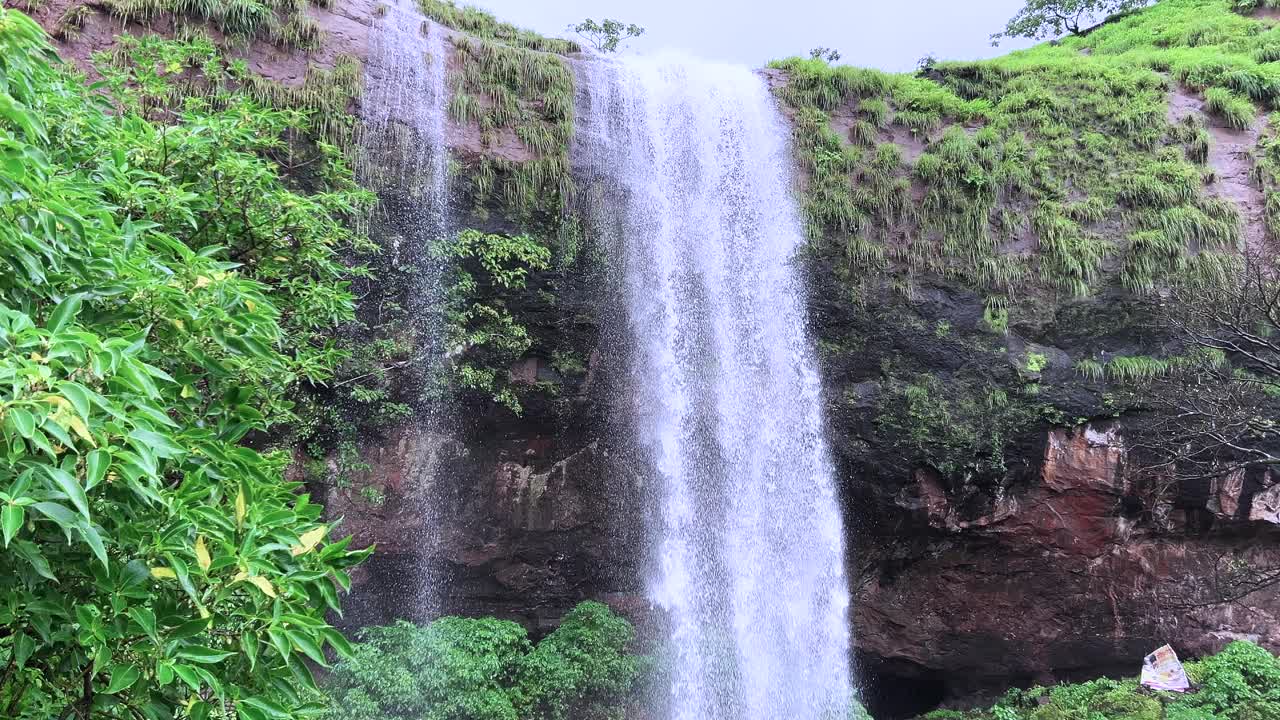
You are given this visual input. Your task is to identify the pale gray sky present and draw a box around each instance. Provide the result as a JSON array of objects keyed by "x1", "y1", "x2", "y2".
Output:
[{"x1": 476, "y1": 1, "x2": 1038, "y2": 71}]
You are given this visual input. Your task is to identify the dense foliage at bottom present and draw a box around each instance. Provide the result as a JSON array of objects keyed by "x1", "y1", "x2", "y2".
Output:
[
  {"x1": 916, "y1": 641, "x2": 1280, "y2": 720},
  {"x1": 320, "y1": 601, "x2": 646, "y2": 720}
]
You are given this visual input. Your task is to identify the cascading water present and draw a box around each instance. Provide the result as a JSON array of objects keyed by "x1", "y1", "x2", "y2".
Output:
[
  {"x1": 575, "y1": 54, "x2": 853, "y2": 719},
  {"x1": 360, "y1": 0, "x2": 450, "y2": 241},
  {"x1": 357, "y1": 2, "x2": 453, "y2": 618}
]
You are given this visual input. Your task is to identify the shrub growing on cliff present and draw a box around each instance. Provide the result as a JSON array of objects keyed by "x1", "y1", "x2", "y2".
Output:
[
  {"x1": 321, "y1": 601, "x2": 645, "y2": 720},
  {"x1": 437, "y1": 229, "x2": 551, "y2": 413},
  {"x1": 0, "y1": 8, "x2": 371, "y2": 718},
  {"x1": 917, "y1": 641, "x2": 1280, "y2": 720}
]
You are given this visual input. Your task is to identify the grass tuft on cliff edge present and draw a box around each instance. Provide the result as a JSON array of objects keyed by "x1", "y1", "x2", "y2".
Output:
[
  {"x1": 771, "y1": 0, "x2": 1278, "y2": 316},
  {"x1": 419, "y1": 0, "x2": 578, "y2": 221}
]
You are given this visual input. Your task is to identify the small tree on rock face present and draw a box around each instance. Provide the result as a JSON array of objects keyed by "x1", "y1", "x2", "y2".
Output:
[
  {"x1": 569, "y1": 18, "x2": 644, "y2": 53},
  {"x1": 991, "y1": 0, "x2": 1150, "y2": 44},
  {"x1": 809, "y1": 46, "x2": 841, "y2": 63}
]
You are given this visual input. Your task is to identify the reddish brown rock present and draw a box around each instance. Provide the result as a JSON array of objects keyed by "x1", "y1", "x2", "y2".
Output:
[{"x1": 856, "y1": 423, "x2": 1280, "y2": 708}]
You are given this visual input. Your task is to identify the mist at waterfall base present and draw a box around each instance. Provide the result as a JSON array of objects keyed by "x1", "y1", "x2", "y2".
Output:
[{"x1": 575, "y1": 52, "x2": 855, "y2": 719}]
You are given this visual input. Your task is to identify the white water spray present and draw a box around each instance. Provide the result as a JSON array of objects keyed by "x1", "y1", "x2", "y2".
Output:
[
  {"x1": 358, "y1": 1, "x2": 453, "y2": 617},
  {"x1": 360, "y1": 0, "x2": 450, "y2": 234},
  {"x1": 575, "y1": 53, "x2": 853, "y2": 719}
]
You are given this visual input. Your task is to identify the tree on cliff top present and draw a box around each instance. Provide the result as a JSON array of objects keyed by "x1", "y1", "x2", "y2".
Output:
[
  {"x1": 991, "y1": 0, "x2": 1151, "y2": 44},
  {"x1": 568, "y1": 18, "x2": 644, "y2": 53}
]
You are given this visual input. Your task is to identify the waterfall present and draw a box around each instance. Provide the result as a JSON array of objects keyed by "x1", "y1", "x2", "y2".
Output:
[
  {"x1": 360, "y1": 0, "x2": 450, "y2": 236},
  {"x1": 357, "y1": 0, "x2": 452, "y2": 618},
  {"x1": 575, "y1": 54, "x2": 853, "y2": 719}
]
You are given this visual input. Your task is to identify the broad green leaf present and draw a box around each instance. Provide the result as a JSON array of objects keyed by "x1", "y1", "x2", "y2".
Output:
[
  {"x1": 172, "y1": 663, "x2": 201, "y2": 690},
  {"x1": 43, "y1": 465, "x2": 88, "y2": 520},
  {"x1": 58, "y1": 381, "x2": 91, "y2": 421},
  {"x1": 129, "y1": 607, "x2": 157, "y2": 644},
  {"x1": 2, "y1": 503, "x2": 23, "y2": 545},
  {"x1": 13, "y1": 632, "x2": 34, "y2": 669},
  {"x1": 287, "y1": 657, "x2": 318, "y2": 692},
  {"x1": 85, "y1": 448, "x2": 109, "y2": 490},
  {"x1": 78, "y1": 522, "x2": 108, "y2": 567},
  {"x1": 241, "y1": 631, "x2": 259, "y2": 670},
  {"x1": 175, "y1": 646, "x2": 234, "y2": 664},
  {"x1": 12, "y1": 540, "x2": 54, "y2": 580},
  {"x1": 240, "y1": 697, "x2": 289, "y2": 719},
  {"x1": 320, "y1": 627, "x2": 354, "y2": 657},
  {"x1": 47, "y1": 293, "x2": 83, "y2": 334},
  {"x1": 33, "y1": 501, "x2": 78, "y2": 530},
  {"x1": 7, "y1": 407, "x2": 35, "y2": 438},
  {"x1": 285, "y1": 628, "x2": 327, "y2": 667},
  {"x1": 267, "y1": 626, "x2": 292, "y2": 665},
  {"x1": 128, "y1": 428, "x2": 184, "y2": 459},
  {"x1": 104, "y1": 664, "x2": 140, "y2": 694}
]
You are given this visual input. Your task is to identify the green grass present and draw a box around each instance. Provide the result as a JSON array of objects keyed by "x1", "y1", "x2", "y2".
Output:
[
  {"x1": 770, "y1": 0, "x2": 1270, "y2": 314},
  {"x1": 101, "y1": 0, "x2": 327, "y2": 48},
  {"x1": 98, "y1": 33, "x2": 363, "y2": 146},
  {"x1": 418, "y1": 0, "x2": 579, "y2": 53},
  {"x1": 1204, "y1": 86, "x2": 1256, "y2": 128},
  {"x1": 423, "y1": 1, "x2": 577, "y2": 219}
]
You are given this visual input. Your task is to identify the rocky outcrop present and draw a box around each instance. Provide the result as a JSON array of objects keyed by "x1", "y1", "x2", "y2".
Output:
[
  {"x1": 854, "y1": 423, "x2": 1280, "y2": 712},
  {"x1": 330, "y1": 420, "x2": 648, "y2": 633}
]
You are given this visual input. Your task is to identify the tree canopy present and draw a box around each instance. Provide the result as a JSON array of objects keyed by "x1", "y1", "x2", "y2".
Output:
[
  {"x1": 0, "y1": 9, "x2": 369, "y2": 718},
  {"x1": 568, "y1": 18, "x2": 644, "y2": 53},
  {"x1": 992, "y1": 0, "x2": 1150, "y2": 43}
]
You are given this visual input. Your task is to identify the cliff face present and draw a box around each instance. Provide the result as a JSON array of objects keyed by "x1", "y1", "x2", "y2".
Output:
[{"x1": 28, "y1": 0, "x2": 1280, "y2": 713}]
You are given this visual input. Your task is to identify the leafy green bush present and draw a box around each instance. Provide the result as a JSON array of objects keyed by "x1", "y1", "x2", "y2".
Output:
[
  {"x1": 512, "y1": 601, "x2": 644, "y2": 720},
  {"x1": 0, "y1": 8, "x2": 370, "y2": 718},
  {"x1": 1173, "y1": 640, "x2": 1280, "y2": 720},
  {"x1": 912, "y1": 642, "x2": 1280, "y2": 720},
  {"x1": 321, "y1": 601, "x2": 645, "y2": 720},
  {"x1": 437, "y1": 229, "x2": 551, "y2": 413}
]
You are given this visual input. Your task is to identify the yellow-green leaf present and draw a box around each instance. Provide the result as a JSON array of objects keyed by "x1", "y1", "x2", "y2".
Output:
[
  {"x1": 66, "y1": 415, "x2": 95, "y2": 446},
  {"x1": 235, "y1": 487, "x2": 246, "y2": 530},
  {"x1": 246, "y1": 575, "x2": 276, "y2": 598},
  {"x1": 290, "y1": 525, "x2": 326, "y2": 556},
  {"x1": 194, "y1": 536, "x2": 211, "y2": 572},
  {"x1": 150, "y1": 567, "x2": 176, "y2": 579}
]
